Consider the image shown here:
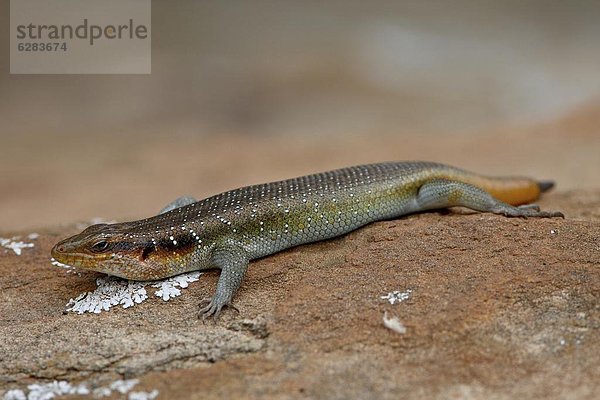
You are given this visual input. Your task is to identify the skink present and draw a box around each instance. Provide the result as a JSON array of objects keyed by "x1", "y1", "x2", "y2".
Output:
[{"x1": 52, "y1": 161, "x2": 563, "y2": 319}]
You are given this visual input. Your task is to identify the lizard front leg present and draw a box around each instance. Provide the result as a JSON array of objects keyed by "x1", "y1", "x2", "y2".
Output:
[
  {"x1": 199, "y1": 242, "x2": 249, "y2": 320},
  {"x1": 159, "y1": 195, "x2": 198, "y2": 214}
]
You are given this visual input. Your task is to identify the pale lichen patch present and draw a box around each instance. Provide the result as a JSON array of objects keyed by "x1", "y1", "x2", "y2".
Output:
[
  {"x1": 380, "y1": 289, "x2": 412, "y2": 304},
  {"x1": 0, "y1": 236, "x2": 35, "y2": 255},
  {"x1": 383, "y1": 312, "x2": 407, "y2": 334},
  {"x1": 64, "y1": 272, "x2": 201, "y2": 314},
  {"x1": 2, "y1": 378, "x2": 159, "y2": 400}
]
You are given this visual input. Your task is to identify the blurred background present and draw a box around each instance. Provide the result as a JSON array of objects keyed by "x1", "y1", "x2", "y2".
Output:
[{"x1": 1, "y1": 0, "x2": 599, "y2": 230}]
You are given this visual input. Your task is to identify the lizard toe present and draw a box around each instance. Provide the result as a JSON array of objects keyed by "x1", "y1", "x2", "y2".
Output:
[
  {"x1": 198, "y1": 296, "x2": 230, "y2": 321},
  {"x1": 198, "y1": 297, "x2": 212, "y2": 307},
  {"x1": 518, "y1": 204, "x2": 540, "y2": 211}
]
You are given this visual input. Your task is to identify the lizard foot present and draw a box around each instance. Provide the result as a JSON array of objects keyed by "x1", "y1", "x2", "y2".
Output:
[
  {"x1": 495, "y1": 207, "x2": 564, "y2": 218},
  {"x1": 517, "y1": 204, "x2": 566, "y2": 217},
  {"x1": 198, "y1": 297, "x2": 239, "y2": 322}
]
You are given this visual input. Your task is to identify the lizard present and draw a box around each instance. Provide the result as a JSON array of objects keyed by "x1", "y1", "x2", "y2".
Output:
[{"x1": 51, "y1": 161, "x2": 563, "y2": 319}]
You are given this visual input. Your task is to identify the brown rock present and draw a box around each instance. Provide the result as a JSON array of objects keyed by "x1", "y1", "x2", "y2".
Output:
[{"x1": 1, "y1": 190, "x2": 598, "y2": 399}]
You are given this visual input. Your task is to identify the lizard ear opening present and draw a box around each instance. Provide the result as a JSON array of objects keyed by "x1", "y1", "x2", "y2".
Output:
[{"x1": 140, "y1": 244, "x2": 155, "y2": 261}]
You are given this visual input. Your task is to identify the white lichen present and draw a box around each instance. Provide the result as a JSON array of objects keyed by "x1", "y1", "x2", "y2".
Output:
[
  {"x1": 380, "y1": 289, "x2": 412, "y2": 304},
  {"x1": 0, "y1": 237, "x2": 35, "y2": 255},
  {"x1": 3, "y1": 389, "x2": 26, "y2": 400},
  {"x1": 383, "y1": 311, "x2": 407, "y2": 334},
  {"x1": 110, "y1": 379, "x2": 140, "y2": 394},
  {"x1": 128, "y1": 390, "x2": 159, "y2": 400},
  {"x1": 152, "y1": 273, "x2": 199, "y2": 301},
  {"x1": 63, "y1": 271, "x2": 201, "y2": 314},
  {"x1": 65, "y1": 277, "x2": 149, "y2": 314},
  {"x1": 50, "y1": 257, "x2": 83, "y2": 276},
  {"x1": 50, "y1": 257, "x2": 73, "y2": 269},
  {"x1": 3, "y1": 378, "x2": 158, "y2": 400},
  {"x1": 17, "y1": 380, "x2": 89, "y2": 400},
  {"x1": 92, "y1": 387, "x2": 112, "y2": 398}
]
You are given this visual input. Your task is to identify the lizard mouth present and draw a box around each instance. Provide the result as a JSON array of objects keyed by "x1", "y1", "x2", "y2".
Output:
[
  {"x1": 51, "y1": 244, "x2": 86, "y2": 268},
  {"x1": 51, "y1": 240, "x2": 111, "y2": 269}
]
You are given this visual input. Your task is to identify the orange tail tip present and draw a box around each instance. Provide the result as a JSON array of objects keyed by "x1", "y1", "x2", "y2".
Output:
[{"x1": 483, "y1": 178, "x2": 545, "y2": 206}]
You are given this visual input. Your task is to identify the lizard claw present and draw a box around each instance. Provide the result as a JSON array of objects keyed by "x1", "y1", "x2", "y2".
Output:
[
  {"x1": 198, "y1": 297, "x2": 212, "y2": 307},
  {"x1": 198, "y1": 297, "x2": 235, "y2": 321},
  {"x1": 198, "y1": 299, "x2": 218, "y2": 322},
  {"x1": 228, "y1": 303, "x2": 240, "y2": 315}
]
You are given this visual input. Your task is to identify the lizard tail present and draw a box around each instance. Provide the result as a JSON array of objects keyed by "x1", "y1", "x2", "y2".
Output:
[
  {"x1": 537, "y1": 180, "x2": 555, "y2": 193},
  {"x1": 466, "y1": 176, "x2": 556, "y2": 206}
]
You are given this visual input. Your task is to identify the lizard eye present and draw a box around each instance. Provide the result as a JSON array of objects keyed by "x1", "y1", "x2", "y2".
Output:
[{"x1": 90, "y1": 240, "x2": 110, "y2": 252}]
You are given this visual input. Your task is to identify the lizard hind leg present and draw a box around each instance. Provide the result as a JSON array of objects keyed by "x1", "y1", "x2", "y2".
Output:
[{"x1": 416, "y1": 179, "x2": 564, "y2": 218}]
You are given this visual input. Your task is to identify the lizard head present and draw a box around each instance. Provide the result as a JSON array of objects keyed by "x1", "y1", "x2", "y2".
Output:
[{"x1": 51, "y1": 223, "x2": 172, "y2": 280}]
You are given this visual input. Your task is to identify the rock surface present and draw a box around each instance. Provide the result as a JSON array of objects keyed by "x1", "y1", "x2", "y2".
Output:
[{"x1": 1, "y1": 190, "x2": 598, "y2": 399}]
